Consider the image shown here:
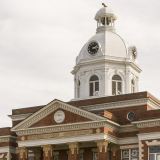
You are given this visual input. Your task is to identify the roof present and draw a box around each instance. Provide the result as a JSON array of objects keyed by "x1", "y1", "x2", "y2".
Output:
[{"x1": 95, "y1": 7, "x2": 116, "y2": 20}]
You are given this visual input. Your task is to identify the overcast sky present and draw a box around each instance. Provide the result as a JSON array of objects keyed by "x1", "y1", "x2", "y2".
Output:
[{"x1": 0, "y1": 0, "x2": 160, "y2": 127}]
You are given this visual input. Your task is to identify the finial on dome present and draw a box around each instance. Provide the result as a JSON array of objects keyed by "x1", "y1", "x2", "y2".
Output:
[{"x1": 102, "y1": 3, "x2": 107, "y2": 7}]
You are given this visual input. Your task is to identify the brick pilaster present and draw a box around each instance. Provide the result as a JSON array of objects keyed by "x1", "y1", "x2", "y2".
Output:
[
  {"x1": 41, "y1": 145, "x2": 53, "y2": 160},
  {"x1": 96, "y1": 140, "x2": 110, "y2": 160},
  {"x1": 34, "y1": 150, "x2": 42, "y2": 160},
  {"x1": 67, "y1": 142, "x2": 79, "y2": 160},
  {"x1": 17, "y1": 147, "x2": 28, "y2": 160},
  {"x1": 110, "y1": 144, "x2": 119, "y2": 160}
]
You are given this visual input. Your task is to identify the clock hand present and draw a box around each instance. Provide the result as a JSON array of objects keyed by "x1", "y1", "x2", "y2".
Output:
[{"x1": 92, "y1": 45, "x2": 98, "y2": 49}]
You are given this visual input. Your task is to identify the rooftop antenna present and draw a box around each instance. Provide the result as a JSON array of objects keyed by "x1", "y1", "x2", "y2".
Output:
[{"x1": 102, "y1": 3, "x2": 107, "y2": 7}]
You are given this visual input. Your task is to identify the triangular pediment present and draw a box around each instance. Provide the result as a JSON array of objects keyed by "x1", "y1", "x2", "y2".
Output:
[{"x1": 11, "y1": 99, "x2": 106, "y2": 131}]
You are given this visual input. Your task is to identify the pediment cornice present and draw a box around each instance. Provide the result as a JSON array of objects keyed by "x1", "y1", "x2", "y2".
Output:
[{"x1": 11, "y1": 99, "x2": 106, "y2": 131}]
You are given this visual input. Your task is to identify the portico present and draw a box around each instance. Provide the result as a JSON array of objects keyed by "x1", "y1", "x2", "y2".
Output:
[
  {"x1": 11, "y1": 100, "x2": 120, "y2": 160},
  {"x1": 16, "y1": 140, "x2": 118, "y2": 160}
]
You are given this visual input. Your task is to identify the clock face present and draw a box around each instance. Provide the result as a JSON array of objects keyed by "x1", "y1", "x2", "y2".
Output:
[
  {"x1": 88, "y1": 42, "x2": 99, "y2": 55},
  {"x1": 132, "y1": 47, "x2": 137, "y2": 60}
]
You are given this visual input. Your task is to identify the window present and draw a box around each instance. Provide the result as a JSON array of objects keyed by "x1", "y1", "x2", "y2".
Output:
[
  {"x1": 122, "y1": 149, "x2": 138, "y2": 160},
  {"x1": 112, "y1": 75, "x2": 122, "y2": 95},
  {"x1": 93, "y1": 152, "x2": 98, "y2": 160},
  {"x1": 79, "y1": 153, "x2": 83, "y2": 160},
  {"x1": 149, "y1": 146, "x2": 160, "y2": 160},
  {"x1": 107, "y1": 151, "x2": 110, "y2": 159},
  {"x1": 93, "y1": 151, "x2": 109, "y2": 160},
  {"x1": 131, "y1": 79, "x2": 135, "y2": 93},
  {"x1": 77, "y1": 80, "x2": 80, "y2": 98},
  {"x1": 127, "y1": 112, "x2": 135, "y2": 121},
  {"x1": 89, "y1": 75, "x2": 99, "y2": 96},
  {"x1": 53, "y1": 155, "x2": 59, "y2": 160}
]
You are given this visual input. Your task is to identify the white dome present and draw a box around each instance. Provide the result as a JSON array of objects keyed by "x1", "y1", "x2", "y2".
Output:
[
  {"x1": 95, "y1": 7, "x2": 116, "y2": 20},
  {"x1": 76, "y1": 31, "x2": 129, "y2": 65}
]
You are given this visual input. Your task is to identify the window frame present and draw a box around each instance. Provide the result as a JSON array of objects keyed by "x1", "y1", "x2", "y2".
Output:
[
  {"x1": 149, "y1": 146, "x2": 160, "y2": 160},
  {"x1": 89, "y1": 75, "x2": 99, "y2": 96},
  {"x1": 53, "y1": 155, "x2": 59, "y2": 160},
  {"x1": 112, "y1": 75, "x2": 122, "y2": 95},
  {"x1": 93, "y1": 152, "x2": 98, "y2": 160},
  {"x1": 131, "y1": 79, "x2": 135, "y2": 93},
  {"x1": 121, "y1": 148, "x2": 139, "y2": 160}
]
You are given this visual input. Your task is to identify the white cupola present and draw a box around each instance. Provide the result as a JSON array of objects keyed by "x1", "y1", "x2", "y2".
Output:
[{"x1": 71, "y1": 4, "x2": 142, "y2": 100}]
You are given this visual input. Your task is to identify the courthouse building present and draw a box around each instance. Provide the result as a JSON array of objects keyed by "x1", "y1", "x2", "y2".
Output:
[{"x1": 1, "y1": 4, "x2": 160, "y2": 160}]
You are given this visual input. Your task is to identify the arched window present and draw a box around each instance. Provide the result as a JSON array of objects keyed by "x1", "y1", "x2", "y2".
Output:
[
  {"x1": 112, "y1": 75, "x2": 122, "y2": 95},
  {"x1": 77, "y1": 80, "x2": 80, "y2": 98},
  {"x1": 89, "y1": 75, "x2": 99, "y2": 96},
  {"x1": 131, "y1": 79, "x2": 135, "y2": 93}
]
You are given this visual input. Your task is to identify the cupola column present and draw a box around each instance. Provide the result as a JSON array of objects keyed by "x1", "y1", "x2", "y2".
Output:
[{"x1": 126, "y1": 69, "x2": 132, "y2": 93}]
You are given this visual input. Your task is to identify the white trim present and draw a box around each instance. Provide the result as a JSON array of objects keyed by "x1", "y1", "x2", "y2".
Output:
[
  {"x1": 118, "y1": 137, "x2": 138, "y2": 145},
  {"x1": 0, "y1": 154, "x2": 4, "y2": 158},
  {"x1": 15, "y1": 120, "x2": 119, "y2": 136},
  {"x1": 0, "y1": 147, "x2": 18, "y2": 154},
  {"x1": 120, "y1": 144, "x2": 138, "y2": 149},
  {"x1": 132, "y1": 118, "x2": 160, "y2": 128},
  {"x1": 146, "y1": 140, "x2": 160, "y2": 146},
  {"x1": 119, "y1": 124, "x2": 138, "y2": 133},
  {"x1": 11, "y1": 100, "x2": 106, "y2": 131},
  {"x1": 8, "y1": 113, "x2": 33, "y2": 121},
  {"x1": 79, "y1": 98, "x2": 150, "y2": 111},
  {"x1": 17, "y1": 133, "x2": 108, "y2": 147},
  {"x1": 0, "y1": 135, "x2": 17, "y2": 143},
  {"x1": 138, "y1": 132, "x2": 160, "y2": 141}
]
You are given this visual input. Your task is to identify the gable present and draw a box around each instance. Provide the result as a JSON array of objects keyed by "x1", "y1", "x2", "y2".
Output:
[
  {"x1": 11, "y1": 99, "x2": 106, "y2": 131},
  {"x1": 29, "y1": 108, "x2": 91, "y2": 128}
]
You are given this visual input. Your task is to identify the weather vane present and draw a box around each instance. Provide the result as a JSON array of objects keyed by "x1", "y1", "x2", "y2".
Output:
[{"x1": 102, "y1": 3, "x2": 107, "y2": 7}]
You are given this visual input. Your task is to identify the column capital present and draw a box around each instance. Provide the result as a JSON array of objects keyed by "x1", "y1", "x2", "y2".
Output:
[
  {"x1": 34, "y1": 150, "x2": 41, "y2": 160},
  {"x1": 16, "y1": 147, "x2": 28, "y2": 159},
  {"x1": 95, "y1": 139, "x2": 110, "y2": 152},
  {"x1": 67, "y1": 142, "x2": 79, "y2": 154},
  {"x1": 110, "y1": 144, "x2": 119, "y2": 156},
  {"x1": 41, "y1": 144, "x2": 53, "y2": 157}
]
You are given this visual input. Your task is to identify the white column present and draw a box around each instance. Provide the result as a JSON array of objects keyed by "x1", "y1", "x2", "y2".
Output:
[
  {"x1": 136, "y1": 78, "x2": 139, "y2": 92},
  {"x1": 99, "y1": 18, "x2": 101, "y2": 26},
  {"x1": 74, "y1": 77, "x2": 77, "y2": 98},
  {"x1": 126, "y1": 69, "x2": 131, "y2": 94},
  {"x1": 80, "y1": 72, "x2": 85, "y2": 98},
  {"x1": 101, "y1": 68, "x2": 109, "y2": 96},
  {"x1": 105, "y1": 17, "x2": 107, "y2": 26},
  {"x1": 111, "y1": 18, "x2": 113, "y2": 26}
]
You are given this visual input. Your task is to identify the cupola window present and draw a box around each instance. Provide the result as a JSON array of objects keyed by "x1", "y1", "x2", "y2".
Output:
[
  {"x1": 77, "y1": 80, "x2": 80, "y2": 98},
  {"x1": 131, "y1": 79, "x2": 135, "y2": 93},
  {"x1": 112, "y1": 75, "x2": 122, "y2": 95},
  {"x1": 89, "y1": 75, "x2": 99, "y2": 96}
]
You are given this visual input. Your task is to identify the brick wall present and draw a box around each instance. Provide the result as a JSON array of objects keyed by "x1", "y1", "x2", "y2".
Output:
[
  {"x1": 139, "y1": 109, "x2": 160, "y2": 120},
  {"x1": 139, "y1": 126, "x2": 160, "y2": 133},
  {"x1": 106, "y1": 105, "x2": 152, "y2": 124},
  {"x1": 30, "y1": 108, "x2": 92, "y2": 128}
]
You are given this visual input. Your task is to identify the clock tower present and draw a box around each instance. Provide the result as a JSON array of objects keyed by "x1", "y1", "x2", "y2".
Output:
[{"x1": 71, "y1": 5, "x2": 142, "y2": 100}]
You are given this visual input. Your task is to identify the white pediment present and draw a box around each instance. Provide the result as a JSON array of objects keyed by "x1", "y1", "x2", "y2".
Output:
[{"x1": 11, "y1": 99, "x2": 106, "y2": 131}]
